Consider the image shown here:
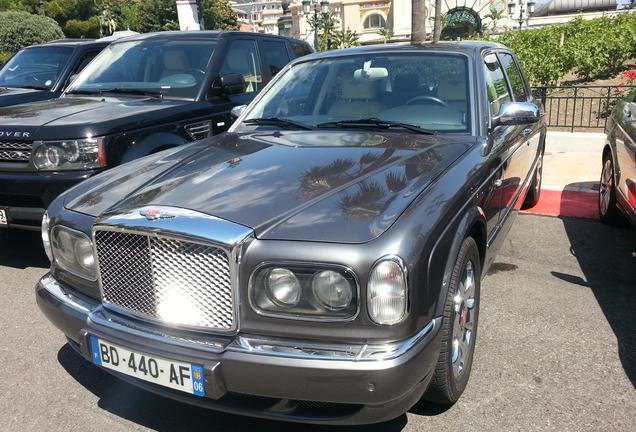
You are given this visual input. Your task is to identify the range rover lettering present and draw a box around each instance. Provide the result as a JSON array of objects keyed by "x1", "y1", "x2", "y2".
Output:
[
  {"x1": 0, "y1": 31, "x2": 311, "y2": 230},
  {"x1": 36, "y1": 42, "x2": 545, "y2": 425}
]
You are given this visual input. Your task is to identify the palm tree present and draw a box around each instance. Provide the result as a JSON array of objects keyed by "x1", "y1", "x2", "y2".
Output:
[
  {"x1": 411, "y1": 0, "x2": 427, "y2": 43},
  {"x1": 334, "y1": 28, "x2": 360, "y2": 48},
  {"x1": 377, "y1": 27, "x2": 394, "y2": 44},
  {"x1": 484, "y1": 7, "x2": 505, "y2": 35},
  {"x1": 432, "y1": 0, "x2": 442, "y2": 42}
]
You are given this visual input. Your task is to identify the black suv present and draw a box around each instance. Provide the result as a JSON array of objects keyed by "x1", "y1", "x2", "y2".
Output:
[
  {"x1": 0, "y1": 31, "x2": 312, "y2": 230},
  {"x1": 0, "y1": 39, "x2": 111, "y2": 107}
]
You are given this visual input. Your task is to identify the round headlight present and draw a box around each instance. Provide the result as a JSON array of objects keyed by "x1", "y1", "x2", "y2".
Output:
[
  {"x1": 61, "y1": 140, "x2": 81, "y2": 162},
  {"x1": 266, "y1": 268, "x2": 301, "y2": 307},
  {"x1": 74, "y1": 237, "x2": 95, "y2": 272},
  {"x1": 33, "y1": 145, "x2": 62, "y2": 170},
  {"x1": 312, "y1": 270, "x2": 353, "y2": 310},
  {"x1": 41, "y1": 212, "x2": 52, "y2": 262},
  {"x1": 368, "y1": 258, "x2": 407, "y2": 325}
]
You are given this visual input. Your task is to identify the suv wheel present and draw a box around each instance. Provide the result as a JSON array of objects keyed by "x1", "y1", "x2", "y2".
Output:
[
  {"x1": 599, "y1": 152, "x2": 622, "y2": 224},
  {"x1": 424, "y1": 237, "x2": 481, "y2": 405},
  {"x1": 523, "y1": 151, "x2": 543, "y2": 208}
]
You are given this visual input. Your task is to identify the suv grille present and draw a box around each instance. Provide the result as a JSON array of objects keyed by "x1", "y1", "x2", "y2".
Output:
[
  {"x1": 0, "y1": 142, "x2": 32, "y2": 162},
  {"x1": 94, "y1": 230, "x2": 235, "y2": 331}
]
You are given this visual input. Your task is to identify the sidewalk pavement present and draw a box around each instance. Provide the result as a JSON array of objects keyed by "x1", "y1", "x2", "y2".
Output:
[{"x1": 522, "y1": 131, "x2": 605, "y2": 219}]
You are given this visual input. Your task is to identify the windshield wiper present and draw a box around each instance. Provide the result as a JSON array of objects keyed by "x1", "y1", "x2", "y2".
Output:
[
  {"x1": 98, "y1": 88, "x2": 163, "y2": 98},
  {"x1": 317, "y1": 118, "x2": 436, "y2": 135},
  {"x1": 243, "y1": 117, "x2": 313, "y2": 130}
]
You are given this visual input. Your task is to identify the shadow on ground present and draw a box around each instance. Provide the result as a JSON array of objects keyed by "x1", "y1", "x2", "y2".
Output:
[
  {"x1": 57, "y1": 344, "x2": 427, "y2": 431},
  {"x1": 553, "y1": 186, "x2": 636, "y2": 387},
  {"x1": 0, "y1": 228, "x2": 48, "y2": 269}
]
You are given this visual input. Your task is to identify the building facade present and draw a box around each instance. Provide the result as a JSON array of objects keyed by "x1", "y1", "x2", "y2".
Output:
[{"x1": 287, "y1": 0, "x2": 624, "y2": 45}]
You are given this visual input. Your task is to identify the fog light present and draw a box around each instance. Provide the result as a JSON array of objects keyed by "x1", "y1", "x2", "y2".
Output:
[
  {"x1": 312, "y1": 270, "x2": 353, "y2": 310},
  {"x1": 266, "y1": 268, "x2": 301, "y2": 307}
]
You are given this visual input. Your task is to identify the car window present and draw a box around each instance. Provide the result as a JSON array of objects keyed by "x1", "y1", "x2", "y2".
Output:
[
  {"x1": 243, "y1": 53, "x2": 471, "y2": 133},
  {"x1": 220, "y1": 39, "x2": 262, "y2": 94},
  {"x1": 73, "y1": 50, "x2": 100, "y2": 75},
  {"x1": 66, "y1": 39, "x2": 217, "y2": 99},
  {"x1": 292, "y1": 43, "x2": 312, "y2": 58},
  {"x1": 499, "y1": 52, "x2": 527, "y2": 102},
  {"x1": 0, "y1": 46, "x2": 73, "y2": 90},
  {"x1": 262, "y1": 40, "x2": 290, "y2": 77},
  {"x1": 484, "y1": 56, "x2": 511, "y2": 117}
]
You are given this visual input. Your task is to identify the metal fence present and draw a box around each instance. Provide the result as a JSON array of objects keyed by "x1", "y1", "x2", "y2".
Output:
[{"x1": 531, "y1": 85, "x2": 636, "y2": 132}]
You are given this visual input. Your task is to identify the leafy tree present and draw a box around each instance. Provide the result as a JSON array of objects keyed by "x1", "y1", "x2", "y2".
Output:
[
  {"x1": 65, "y1": 15, "x2": 101, "y2": 38},
  {"x1": 377, "y1": 27, "x2": 393, "y2": 43},
  {"x1": 334, "y1": 28, "x2": 359, "y2": 49},
  {"x1": 201, "y1": 0, "x2": 238, "y2": 30},
  {"x1": 0, "y1": 10, "x2": 64, "y2": 53},
  {"x1": 134, "y1": 0, "x2": 179, "y2": 32},
  {"x1": 484, "y1": 7, "x2": 504, "y2": 35}
]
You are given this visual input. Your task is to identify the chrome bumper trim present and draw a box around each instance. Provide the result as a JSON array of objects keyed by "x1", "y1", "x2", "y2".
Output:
[{"x1": 41, "y1": 275, "x2": 439, "y2": 363}]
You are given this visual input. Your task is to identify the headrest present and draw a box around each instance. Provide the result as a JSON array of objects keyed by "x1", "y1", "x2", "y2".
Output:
[
  {"x1": 341, "y1": 80, "x2": 377, "y2": 100},
  {"x1": 163, "y1": 51, "x2": 189, "y2": 71},
  {"x1": 394, "y1": 73, "x2": 419, "y2": 93}
]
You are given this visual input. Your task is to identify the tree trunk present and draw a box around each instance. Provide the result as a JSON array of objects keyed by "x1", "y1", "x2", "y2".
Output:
[
  {"x1": 411, "y1": 0, "x2": 427, "y2": 43},
  {"x1": 433, "y1": 0, "x2": 443, "y2": 42}
]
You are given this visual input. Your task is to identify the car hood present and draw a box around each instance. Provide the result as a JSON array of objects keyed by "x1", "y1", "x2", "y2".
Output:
[
  {"x1": 0, "y1": 86, "x2": 46, "y2": 107},
  {"x1": 64, "y1": 131, "x2": 474, "y2": 243},
  {"x1": 0, "y1": 96, "x2": 199, "y2": 139}
]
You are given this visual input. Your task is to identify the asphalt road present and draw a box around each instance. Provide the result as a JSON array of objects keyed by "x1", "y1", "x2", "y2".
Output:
[{"x1": 0, "y1": 213, "x2": 634, "y2": 432}]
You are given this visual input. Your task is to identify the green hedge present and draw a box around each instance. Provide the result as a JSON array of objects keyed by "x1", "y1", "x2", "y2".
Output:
[
  {"x1": 488, "y1": 13, "x2": 636, "y2": 85},
  {"x1": 0, "y1": 11, "x2": 65, "y2": 55},
  {"x1": 64, "y1": 16, "x2": 101, "y2": 39}
]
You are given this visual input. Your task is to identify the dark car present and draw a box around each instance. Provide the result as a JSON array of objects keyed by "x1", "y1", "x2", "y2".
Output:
[
  {"x1": 0, "y1": 39, "x2": 111, "y2": 107},
  {"x1": 0, "y1": 31, "x2": 311, "y2": 230},
  {"x1": 36, "y1": 42, "x2": 545, "y2": 424},
  {"x1": 599, "y1": 89, "x2": 636, "y2": 227}
]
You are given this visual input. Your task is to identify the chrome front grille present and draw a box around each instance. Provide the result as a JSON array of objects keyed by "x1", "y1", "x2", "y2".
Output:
[
  {"x1": 0, "y1": 141, "x2": 32, "y2": 162},
  {"x1": 94, "y1": 229, "x2": 235, "y2": 332}
]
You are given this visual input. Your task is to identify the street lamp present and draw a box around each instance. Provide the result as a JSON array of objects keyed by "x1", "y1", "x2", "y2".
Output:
[
  {"x1": 302, "y1": 0, "x2": 330, "y2": 50},
  {"x1": 508, "y1": 0, "x2": 535, "y2": 30}
]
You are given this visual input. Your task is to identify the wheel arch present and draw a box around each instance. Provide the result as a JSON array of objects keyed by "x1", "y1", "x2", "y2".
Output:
[
  {"x1": 429, "y1": 206, "x2": 487, "y2": 317},
  {"x1": 120, "y1": 132, "x2": 188, "y2": 164}
]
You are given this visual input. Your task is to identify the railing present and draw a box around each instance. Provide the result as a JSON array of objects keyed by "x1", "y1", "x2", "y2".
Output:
[{"x1": 531, "y1": 85, "x2": 636, "y2": 132}]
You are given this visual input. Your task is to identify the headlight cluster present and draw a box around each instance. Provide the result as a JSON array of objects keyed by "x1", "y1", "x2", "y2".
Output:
[
  {"x1": 33, "y1": 137, "x2": 106, "y2": 171},
  {"x1": 250, "y1": 265, "x2": 358, "y2": 320},
  {"x1": 49, "y1": 225, "x2": 97, "y2": 280}
]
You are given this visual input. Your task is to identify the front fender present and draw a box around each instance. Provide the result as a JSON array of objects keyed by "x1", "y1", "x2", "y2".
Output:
[{"x1": 121, "y1": 132, "x2": 188, "y2": 164}]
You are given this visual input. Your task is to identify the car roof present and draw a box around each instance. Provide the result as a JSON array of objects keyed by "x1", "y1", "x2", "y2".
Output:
[
  {"x1": 28, "y1": 39, "x2": 110, "y2": 49},
  {"x1": 108, "y1": 30, "x2": 310, "y2": 45},
  {"x1": 304, "y1": 41, "x2": 508, "y2": 61}
]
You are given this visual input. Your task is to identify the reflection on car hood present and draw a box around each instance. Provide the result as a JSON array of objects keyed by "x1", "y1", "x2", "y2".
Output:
[
  {"x1": 0, "y1": 86, "x2": 46, "y2": 107},
  {"x1": 64, "y1": 131, "x2": 474, "y2": 243}
]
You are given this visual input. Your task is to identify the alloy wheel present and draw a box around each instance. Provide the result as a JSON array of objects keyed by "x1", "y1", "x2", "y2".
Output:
[
  {"x1": 599, "y1": 159, "x2": 613, "y2": 215},
  {"x1": 451, "y1": 260, "x2": 476, "y2": 378}
]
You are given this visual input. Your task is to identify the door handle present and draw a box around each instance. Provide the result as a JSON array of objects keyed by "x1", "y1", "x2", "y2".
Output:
[
  {"x1": 494, "y1": 178, "x2": 503, "y2": 188},
  {"x1": 520, "y1": 128, "x2": 532, "y2": 138}
]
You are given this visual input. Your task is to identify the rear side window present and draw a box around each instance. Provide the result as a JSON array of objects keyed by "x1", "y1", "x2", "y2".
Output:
[
  {"x1": 499, "y1": 52, "x2": 528, "y2": 101},
  {"x1": 292, "y1": 43, "x2": 312, "y2": 58},
  {"x1": 220, "y1": 39, "x2": 262, "y2": 93},
  {"x1": 262, "y1": 40, "x2": 290, "y2": 77},
  {"x1": 484, "y1": 55, "x2": 511, "y2": 117}
]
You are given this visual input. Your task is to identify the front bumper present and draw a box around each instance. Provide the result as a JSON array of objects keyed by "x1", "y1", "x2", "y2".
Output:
[
  {"x1": 36, "y1": 275, "x2": 442, "y2": 425},
  {"x1": 0, "y1": 170, "x2": 95, "y2": 230}
]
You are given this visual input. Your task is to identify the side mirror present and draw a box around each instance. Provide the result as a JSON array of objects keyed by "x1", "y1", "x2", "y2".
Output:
[
  {"x1": 492, "y1": 102, "x2": 540, "y2": 128},
  {"x1": 230, "y1": 105, "x2": 247, "y2": 120},
  {"x1": 210, "y1": 73, "x2": 246, "y2": 97}
]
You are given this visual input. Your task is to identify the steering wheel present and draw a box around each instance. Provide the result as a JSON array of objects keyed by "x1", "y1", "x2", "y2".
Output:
[
  {"x1": 405, "y1": 95, "x2": 448, "y2": 107},
  {"x1": 185, "y1": 68, "x2": 206, "y2": 80}
]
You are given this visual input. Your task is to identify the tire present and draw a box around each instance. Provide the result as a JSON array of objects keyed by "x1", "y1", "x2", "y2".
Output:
[
  {"x1": 523, "y1": 151, "x2": 543, "y2": 208},
  {"x1": 599, "y1": 151, "x2": 622, "y2": 225},
  {"x1": 424, "y1": 237, "x2": 481, "y2": 405}
]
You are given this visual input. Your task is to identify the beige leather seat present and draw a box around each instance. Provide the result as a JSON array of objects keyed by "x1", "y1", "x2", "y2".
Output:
[
  {"x1": 160, "y1": 51, "x2": 190, "y2": 78},
  {"x1": 328, "y1": 80, "x2": 384, "y2": 117},
  {"x1": 437, "y1": 76, "x2": 467, "y2": 112},
  {"x1": 221, "y1": 48, "x2": 259, "y2": 93}
]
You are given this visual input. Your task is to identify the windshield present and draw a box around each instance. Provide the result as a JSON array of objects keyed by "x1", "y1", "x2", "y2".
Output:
[
  {"x1": 241, "y1": 53, "x2": 471, "y2": 133},
  {"x1": 0, "y1": 47, "x2": 73, "y2": 90},
  {"x1": 67, "y1": 39, "x2": 217, "y2": 99}
]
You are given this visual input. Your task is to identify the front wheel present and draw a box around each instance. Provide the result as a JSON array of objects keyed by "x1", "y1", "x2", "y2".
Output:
[
  {"x1": 523, "y1": 151, "x2": 543, "y2": 208},
  {"x1": 424, "y1": 237, "x2": 481, "y2": 405}
]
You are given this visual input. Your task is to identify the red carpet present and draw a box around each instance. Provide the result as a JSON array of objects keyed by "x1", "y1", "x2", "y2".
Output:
[{"x1": 522, "y1": 189, "x2": 598, "y2": 219}]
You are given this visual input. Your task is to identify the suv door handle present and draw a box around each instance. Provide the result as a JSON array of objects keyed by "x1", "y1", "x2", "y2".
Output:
[
  {"x1": 494, "y1": 178, "x2": 503, "y2": 188},
  {"x1": 520, "y1": 128, "x2": 532, "y2": 138}
]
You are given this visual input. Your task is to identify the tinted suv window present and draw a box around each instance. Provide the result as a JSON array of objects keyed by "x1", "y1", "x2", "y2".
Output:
[
  {"x1": 484, "y1": 56, "x2": 511, "y2": 117},
  {"x1": 292, "y1": 43, "x2": 312, "y2": 58},
  {"x1": 220, "y1": 39, "x2": 262, "y2": 94},
  {"x1": 0, "y1": 46, "x2": 73, "y2": 89},
  {"x1": 499, "y1": 53, "x2": 527, "y2": 101},
  {"x1": 262, "y1": 40, "x2": 290, "y2": 77}
]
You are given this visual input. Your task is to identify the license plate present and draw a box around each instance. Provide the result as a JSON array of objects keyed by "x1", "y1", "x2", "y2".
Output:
[
  {"x1": 0, "y1": 209, "x2": 7, "y2": 226},
  {"x1": 89, "y1": 336, "x2": 205, "y2": 397}
]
